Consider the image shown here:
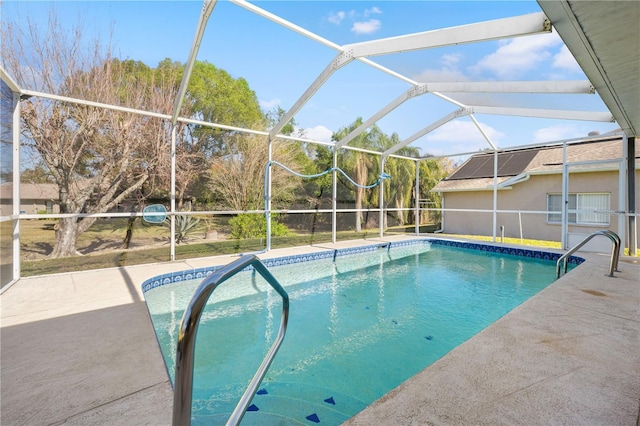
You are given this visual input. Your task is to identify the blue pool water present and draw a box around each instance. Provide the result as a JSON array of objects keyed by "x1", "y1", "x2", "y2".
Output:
[{"x1": 143, "y1": 240, "x2": 574, "y2": 424}]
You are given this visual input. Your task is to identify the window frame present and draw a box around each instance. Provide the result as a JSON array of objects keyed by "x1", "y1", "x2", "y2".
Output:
[{"x1": 546, "y1": 192, "x2": 610, "y2": 226}]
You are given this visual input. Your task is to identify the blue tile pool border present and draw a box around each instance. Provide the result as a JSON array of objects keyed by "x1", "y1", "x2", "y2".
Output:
[{"x1": 140, "y1": 238, "x2": 584, "y2": 293}]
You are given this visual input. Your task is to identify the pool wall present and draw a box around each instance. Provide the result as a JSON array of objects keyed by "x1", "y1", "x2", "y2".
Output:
[{"x1": 141, "y1": 238, "x2": 584, "y2": 293}]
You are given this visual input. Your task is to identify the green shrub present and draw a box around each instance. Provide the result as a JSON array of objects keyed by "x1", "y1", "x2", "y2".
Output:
[
  {"x1": 229, "y1": 214, "x2": 290, "y2": 239},
  {"x1": 163, "y1": 214, "x2": 200, "y2": 244}
]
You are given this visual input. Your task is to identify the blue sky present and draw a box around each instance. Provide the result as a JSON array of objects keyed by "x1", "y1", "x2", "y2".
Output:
[{"x1": 3, "y1": 1, "x2": 620, "y2": 157}]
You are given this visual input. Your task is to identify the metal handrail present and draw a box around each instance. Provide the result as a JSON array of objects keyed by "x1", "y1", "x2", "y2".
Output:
[
  {"x1": 556, "y1": 230, "x2": 621, "y2": 279},
  {"x1": 603, "y1": 230, "x2": 621, "y2": 272},
  {"x1": 596, "y1": 230, "x2": 621, "y2": 273},
  {"x1": 172, "y1": 255, "x2": 289, "y2": 426}
]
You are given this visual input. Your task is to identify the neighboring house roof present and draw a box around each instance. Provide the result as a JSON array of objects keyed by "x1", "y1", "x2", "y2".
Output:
[
  {"x1": 0, "y1": 183, "x2": 59, "y2": 200},
  {"x1": 433, "y1": 136, "x2": 638, "y2": 193}
]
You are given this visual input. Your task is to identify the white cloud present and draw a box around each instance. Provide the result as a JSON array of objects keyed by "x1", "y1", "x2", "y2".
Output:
[
  {"x1": 259, "y1": 98, "x2": 281, "y2": 109},
  {"x1": 328, "y1": 11, "x2": 346, "y2": 25},
  {"x1": 552, "y1": 45, "x2": 582, "y2": 73},
  {"x1": 303, "y1": 125, "x2": 334, "y2": 143},
  {"x1": 471, "y1": 33, "x2": 563, "y2": 78},
  {"x1": 424, "y1": 120, "x2": 504, "y2": 155},
  {"x1": 328, "y1": 7, "x2": 383, "y2": 34},
  {"x1": 413, "y1": 67, "x2": 469, "y2": 83},
  {"x1": 364, "y1": 6, "x2": 382, "y2": 17},
  {"x1": 414, "y1": 52, "x2": 469, "y2": 82},
  {"x1": 533, "y1": 124, "x2": 580, "y2": 143},
  {"x1": 351, "y1": 19, "x2": 381, "y2": 35},
  {"x1": 441, "y1": 53, "x2": 463, "y2": 68}
]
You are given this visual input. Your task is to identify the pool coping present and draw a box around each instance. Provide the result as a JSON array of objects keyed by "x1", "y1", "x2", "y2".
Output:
[{"x1": 140, "y1": 237, "x2": 584, "y2": 293}]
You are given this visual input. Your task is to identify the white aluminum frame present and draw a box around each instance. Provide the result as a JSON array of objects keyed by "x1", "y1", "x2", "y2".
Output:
[{"x1": 2, "y1": 0, "x2": 637, "y2": 286}]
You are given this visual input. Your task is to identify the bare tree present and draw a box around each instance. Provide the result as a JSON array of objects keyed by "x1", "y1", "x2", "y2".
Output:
[
  {"x1": 2, "y1": 12, "x2": 179, "y2": 257},
  {"x1": 208, "y1": 130, "x2": 302, "y2": 212}
]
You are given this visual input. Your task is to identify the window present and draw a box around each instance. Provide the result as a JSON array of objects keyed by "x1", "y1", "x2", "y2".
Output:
[{"x1": 547, "y1": 193, "x2": 610, "y2": 225}]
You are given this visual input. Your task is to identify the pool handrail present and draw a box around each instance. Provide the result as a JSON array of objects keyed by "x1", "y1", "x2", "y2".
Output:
[
  {"x1": 556, "y1": 230, "x2": 620, "y2": 279},
  {"x1": 172, "y1": 255, "x2": 290, "y2": 426}
]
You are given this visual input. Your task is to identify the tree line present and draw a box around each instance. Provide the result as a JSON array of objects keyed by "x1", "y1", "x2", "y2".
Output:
[{"x1": 2, "y1": 13, "x2": 450, "y2": 258}]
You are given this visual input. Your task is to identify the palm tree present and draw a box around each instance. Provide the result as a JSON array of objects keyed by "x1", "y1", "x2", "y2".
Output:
[
  {"x1": 334, "y1": 118, "x2": 381, "y2": 232},
  {"x1": 418, "y1": 157, "x2": 454, "y2": 224},
  {"x1": 387, "y1": 156, "x2": 419, "y2": 226},
  {"x1": 333, "y1": 120, "x2": 445, "y2": 231},
  {"x1": 373, "y1": 133, "x2": 419, "y2": 227}
]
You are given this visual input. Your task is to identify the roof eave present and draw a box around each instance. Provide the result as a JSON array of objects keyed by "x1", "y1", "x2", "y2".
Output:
[{"x1": 431, "y1": 185, "x2": 513, "y2": 194}]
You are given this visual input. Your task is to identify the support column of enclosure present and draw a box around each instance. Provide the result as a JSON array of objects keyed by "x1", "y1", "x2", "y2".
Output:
[
  {"x1": 618, "y1": 136, "x2": 627, "y2": 252},
  {"x1": 628, "y1": 136, "x2": 637, "y2": 255},
  {"x1": 168, "y1": 0, "x2": 217, "y2": 262},
  {"x1": 170, "y1": 126, "x2": 177, "y2": 261},
  {"x1": 561, "y1": 142, "x2": 568, "y2": 249},
  {"x1": 12, "y1": 90, "x2": 20, "y2": 282},
  {"x1": 559, "y1": 137, "x2": 630, "y2": 253},
  {"x1": 266, "y1": 138, "x2": 273, "y2": 251},
  {"x1": 493, "y1": 150, "x2": 498, "y2": 242},
  {"x1": 332, "y1": 149, "x2": 337, "y2": 244},
  {"x1": 379, "y1": 157, "x2": 386, "y2": 238},
  {"x1": 470, "y1": 114, "x2": 498, "y2": 241},
  {"x1": 414, "y1": 159, "x2": 420, "y2": 235}
]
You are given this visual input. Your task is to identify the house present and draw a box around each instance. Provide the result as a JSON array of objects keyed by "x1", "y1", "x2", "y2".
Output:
[
  {"x1": 431, "y1": 136, "x2": 639, "y2": 249},
  {"x1": 0, "y1": 181, "x2": 187, "y2": 217},
  {"x1": 0, "y1": 183, "x2": 60, "y2": 216}
]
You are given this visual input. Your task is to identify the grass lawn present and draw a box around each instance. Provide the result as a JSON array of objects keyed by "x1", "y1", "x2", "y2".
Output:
[
  {"x1": 438, "y1": 233, "x2": 562, "y2": 249},
  {"x1": 16, "y1": 219, "x2": 636, "y2": 277},
  {"x1": 440, "y1": 232, "x2": 640, "y2": 256},
  {"x1": 18, "y1": 217, "x2": 402, "y2": 276}
]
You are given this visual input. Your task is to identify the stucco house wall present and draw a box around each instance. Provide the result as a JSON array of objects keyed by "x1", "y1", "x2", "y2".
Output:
[{"x1": 440, "y1": 170, "x2": 629, "y2": 242}]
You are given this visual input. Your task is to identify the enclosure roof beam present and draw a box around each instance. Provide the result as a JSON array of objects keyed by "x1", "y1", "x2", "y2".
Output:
[
  {"x1": 0, "y1": 66, "x2": 22, "y2": 93},
  {"x1": 239, "y1": 2, "x2": 556, "y2": 142},
  {"x1": 335, "y1": 79, "x2": 594, "y2": 150},
  {"x1": 233, "y1": 0, "x2": 474, "y2": 139},
  {"x1": 22, "y1": 90, "x2": 173, "y2": 120},
  {"x1": 231, "y1": 0, "x2": 415, "y2": 87},
  {"x1": 383, "y1": 108, "x2": 471, "y2": 158},
  {"x1": 230, "y1": 0, "x2": 341, "y2": 50},
  {"x1": 470, "y1": 114, "x2": 497, "y2": 150},
  {"x1": 171, "y1": 0, "x2": 218, "y2": 125},
  {"x1": 335, "y1": 84, "x2": 433, "y2": 149},
  {"x1": 343, "y1": 12, "x2": 551, "y2": 58},
  {"x1": 471, "y1": 105, "x2": 615, "y2": 122},
  {"x1": 269, "y1": 51, "x2": 354, "y2": 138},
  {"x1": 425, "y1": 80, "x2": 594, "y2": 94},
  {"x1": 20, "y1": 89, "x2": 418, "y2": 160}
]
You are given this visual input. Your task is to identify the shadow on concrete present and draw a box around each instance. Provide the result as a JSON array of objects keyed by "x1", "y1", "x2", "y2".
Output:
[
  {"x1": 1, "y1": 302, "x2": 171, "y2": 425},
  {"x1": 119, "y1": 266, "x2": 142, "y2": 302}
]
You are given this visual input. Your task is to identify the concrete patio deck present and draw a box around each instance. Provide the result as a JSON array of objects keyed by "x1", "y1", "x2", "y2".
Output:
[{"x1": 1, "y1": 236, "x2": 638, "y2": 425}]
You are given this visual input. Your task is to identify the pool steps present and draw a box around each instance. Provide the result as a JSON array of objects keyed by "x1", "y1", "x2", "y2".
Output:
[
  {"x1": 556, "y1": 229, "x2": 621, "y2": 278},
  {"x1": 172, "y1": 255, "x2": 290, "y2": 426},
  {"x1": 191, "y1": 381, "x2": 368, "y2": 425}
]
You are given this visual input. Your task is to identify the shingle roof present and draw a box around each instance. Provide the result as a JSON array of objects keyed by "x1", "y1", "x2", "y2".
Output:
[
  {"x1": 526, "y1": 139, "x2": 626, "y2": 173},
  {"x1": 432, "y1": 136, "x2": 636, "y2": 192},
  {"x1": 0, "y1": 183, "x2": 59, "y2": 200},
  {"x1": 430, "y1": 176, "x2": 514, "y2": 192}
]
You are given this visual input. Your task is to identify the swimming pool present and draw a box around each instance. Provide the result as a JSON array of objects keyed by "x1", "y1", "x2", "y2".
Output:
[{"x1": 142, "y1": 239, "x2": 582, "y2": 424}]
